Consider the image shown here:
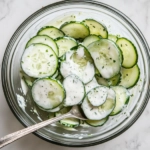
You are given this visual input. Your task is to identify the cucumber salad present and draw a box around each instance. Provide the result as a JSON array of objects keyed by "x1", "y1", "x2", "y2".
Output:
[{"x1": 21, "y1": 18, "x2": 140, "y2": 128}]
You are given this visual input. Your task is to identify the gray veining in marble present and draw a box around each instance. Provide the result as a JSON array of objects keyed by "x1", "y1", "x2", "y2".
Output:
[{"x1": 0, "y1": 0, "x2": 150, "y2": 150}]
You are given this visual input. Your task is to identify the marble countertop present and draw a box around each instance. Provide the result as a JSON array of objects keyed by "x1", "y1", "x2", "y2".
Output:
[{"x1": 0, "y1": 0, "x2": 150, "y2": 150}]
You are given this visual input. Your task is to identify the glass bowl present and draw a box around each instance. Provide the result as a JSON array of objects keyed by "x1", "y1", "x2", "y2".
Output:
[{"x1": 1, "y1": 0, "x2": 150, "y2": 147}]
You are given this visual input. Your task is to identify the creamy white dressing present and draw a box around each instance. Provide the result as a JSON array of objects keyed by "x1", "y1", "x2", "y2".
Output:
[
  {"x1": 21, "y1": 44, "x2": 57, "y2": 78},
  {"x1": 16, "y1": 94, "x2": 26, "y2": 111},
  {"x1": 85, "y1": 77, "x2": 99, "y2": 93},
  {"x1": 32, "y1": 79, "x2": 64, "y2": 109},
  {"x1": 60, "y1": 47, "x2": 95, "y2": 83},
  {"x1": 63, "y1": 75, "x2": 85, "y2": 106},
  {"x1": 87, "y1": 86, "x2": 108, "y2": 106},
  {"x1": 76, "y1": 47, "x2": 85, "y2": 58}
]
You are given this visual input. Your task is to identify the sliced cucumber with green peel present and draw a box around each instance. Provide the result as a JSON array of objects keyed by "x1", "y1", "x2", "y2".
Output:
[
  {"x1": 51, "y1": 70, "x2": 59, "y2": 79},
  {"x1": 38, "y1": 26, "x2": 64, "y2": 39},
  {"x1": 108, "y1": 34, "x2": 118, "y2": 42},
  {"x1": 39, "y1": 103, "x2": 63, "y2": 113},
  {"x1": 119, "y1": 65, "x2": 140, "y2": 88},
  {"x1": 83, "y1": 35, "x2": 100, "y2": 47},
  {"x1": 95, "y1": 74, "x2": 121, "y2": 87},
  {"x1": 81, "y1": 88, "x2": 116, "y2": 120},
  {"x1": 22, "y1": 76, "x2": 35, "y2": 87},
  {"x1": 20, "y1": 71, "x2": 35, "y2": 87},
  {"x1": 63, "y1": 75, "x2": 85, "y2": 106},
  {"x1": 21, "y1": 44, "x2": 58, "y2": 78},
  {"x1": 88, "y1": 39, "x2": 122, "y2": 79},
  {"x1": 32, "y1": 78, "x2": 65, "y2": 111},
  {"x1": 83, "y1": 19, "x2": 108, "y2": 38},
  {"x1": 26, "y1": 35, "x2": 59, "y2": 56},
  {"x1": 87, "y1": 86, "x2": 108, "y2": 106},
  {"x1": 60, "y1": 45, "x2": 95, "y2": 84},
  {"x1": 95, "y1": 75, "x2": 109, "y2": 87},
  {"x1": 107, "y1": 73, "x2": 121, "y2": 86},
  {"x1": 60, "y1": 21, "x2": 90, "y2": 39},
  {"x1": 47, "y1": 104, "x2": 63, "y2": 112},
  {"x1": 110, "y1": 86, "x2": 130, "y2": 115},
  {"x1": 56, "y1": 73, "x2": 64, "y2": 83},
  {"x1": 55, "y1": 37, "x2": 77, "y2": 57},
  {"x1": 85, "y1": 117, "x2": 108, "y2": 127},
  {"x1": 116, "y1": 38, "x2": 138, "y2": 68},
  {"x1": 55, "y1": 107, "x2": 80, "y2": 127},
  {"x1": 80, "y1": 120, "x2": 90, "y2": 127}
]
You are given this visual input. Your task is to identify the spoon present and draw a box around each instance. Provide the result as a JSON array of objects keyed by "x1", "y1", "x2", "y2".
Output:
[{"x1": 0, "y1": 105, "x2": 86, "y2": 149}]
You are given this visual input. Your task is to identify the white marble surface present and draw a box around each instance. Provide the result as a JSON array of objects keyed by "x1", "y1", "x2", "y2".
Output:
[{"x1": 0, "y1": 0, "x2": 150, "y2": 149}]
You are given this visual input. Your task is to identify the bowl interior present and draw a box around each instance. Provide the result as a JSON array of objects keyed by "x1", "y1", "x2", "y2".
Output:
[{"x1": 2, "y1": 0, "x2": 150, "y2": 146}]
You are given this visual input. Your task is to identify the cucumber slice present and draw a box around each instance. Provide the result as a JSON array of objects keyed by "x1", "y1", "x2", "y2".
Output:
[
  {"x1": 108, "y1": 34, "x2": 118, "y2": 42},
  {"x1": 56, "y1": 73, "x2": 64, "y2": 83},
  {"x1": 95, "y1": 75, "x2": 109, "y2": 87},
  {"x1": 26, "y1": 35, "x2": 59, "y2": 56},
  {"x1": 21, "y1": 44, "x2": 58, "y2": 78},
  {"x1": 110, "y1": 86, "x2": 130, "y2": 115},
  {"x1": 20, "y1": 71, "x2": 35, "y2": 87},
  {"x1": 38, "y1": 26, "x2": 64, "y2": 39},
  {"x1": 80, "y1": 120, "x2": 90, "y2": 128},
  {"x1": 55, "y1": 37, "x2": 77, "y2": 57},
  {"x1": 47, "y1": 104, "x2": 63, "y2": 112},
  {"x1": 63, "y1": 75, "x2": 85, "y2": 106},
  {"x1": 51, "y1": 70, "x2": 59, "y2": 79},
  {"x1": 107, "y1": 73, "x2": 121, "y2": 86},
  {"x1": 32, "y1": 78, "x2": 65, "y2": 110},
  {"x1": 55, "y1": 107, "x2": 80, "y2": 127},
  {"x1": 81, "y1": 88, "x2": 116, "y2": 120},
  {"x1": 87, "y1": 86, "x2": 108, "y2": 106},
  {"x1": 85, "y1": 117, "x2": 108, "y2": 127},
  {"x1": 83, "y1": 35, "x2": 100, "y2": 47},
  {"x1": 116, "y1": 38, "x2": 138, "y2": 68},
  {"x1": 85, "y1": 77, "x2": 99, "y2": 93},
  {"x1": 22, "y1": 76, "x2": 35, "y2": 87},
  {"x1": 60, "y1": 45, "x2": 95, "y2": 84},
  {"x1": 119, "y1": 65, "x2": 140, "y2": 88},
  {"x1": 83, "y1": 19, "x2": 108, "y2": 38},
  {"x1": 39, "y1": 103, "x2": 63, "y2": 113},
  {"x1": 60, "y1": 21, "x2": 90, "y2": 39},
  {"x1": 95, "y1": 74, "x2": 121, "y2": 87},
  {"x1": 88, "y1": 39, "x2": 122, "y2": 79}
]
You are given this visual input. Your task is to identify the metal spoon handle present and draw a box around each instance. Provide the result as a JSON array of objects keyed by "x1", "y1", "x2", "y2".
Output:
[{"x1": 0, "y1": 113, "x2": 72, "y2": 149}]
